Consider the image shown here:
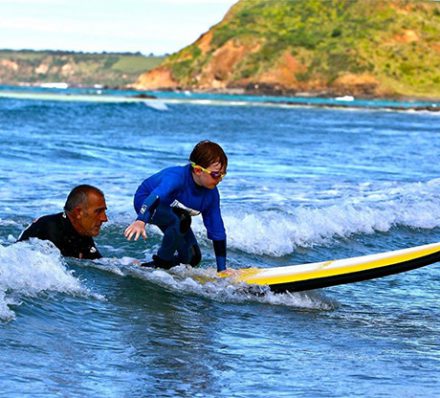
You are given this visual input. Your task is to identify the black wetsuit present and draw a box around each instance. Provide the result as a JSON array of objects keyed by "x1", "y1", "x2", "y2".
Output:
[{"x1": 18, "y1": 212, "x2": 101, "y2": 260}]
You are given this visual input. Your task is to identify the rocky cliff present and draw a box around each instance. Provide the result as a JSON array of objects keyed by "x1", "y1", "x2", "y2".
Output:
[{"x1": 134, "y1": 0, "x2": 440, "y2": 99}]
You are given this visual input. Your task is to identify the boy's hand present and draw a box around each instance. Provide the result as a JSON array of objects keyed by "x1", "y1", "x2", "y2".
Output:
[
  {"x1": 218, "y1": 269, "x2": 238, "y2": 277},
  {"x1": 124, "y1": 220, "x2": 147, "y2": 241}
]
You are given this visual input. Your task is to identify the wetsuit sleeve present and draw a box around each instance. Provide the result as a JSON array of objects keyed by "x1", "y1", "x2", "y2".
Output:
[
  {"x1": 136, "y1": 194, "x2": 160, "y2": 223},
  {"x1": 201, "y1": 190, "x2": 227, "y2": 271},
  {"x1": 202, "y1": 191, "x2": 226, "y2": 241},
  {"x1": 135, "y1": 170, "x2": 184, "y2": 223},
  {"x1": 213, "y1": 239, "x2": 227, "y2": 272}
]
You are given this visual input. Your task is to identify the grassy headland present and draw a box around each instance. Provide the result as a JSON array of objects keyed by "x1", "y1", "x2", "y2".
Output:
[{"x1": 135, "y1": 0, "x2": 440, "y2": 99}]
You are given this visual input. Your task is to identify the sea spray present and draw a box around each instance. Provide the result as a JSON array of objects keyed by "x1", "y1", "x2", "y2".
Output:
[
  {"x1": 0, "y1": 240, "x2": 101, "y2": 321},
  {"x1": 120, "y1": 264, "x2": 335, "y2": 310},
  {"x1": 222, "y1": 178, "x2": 440, "y2": 256}
]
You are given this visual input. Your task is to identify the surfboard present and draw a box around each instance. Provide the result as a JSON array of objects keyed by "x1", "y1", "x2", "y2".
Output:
[{"x1": 224, "y1": 242, "x2": 440, "y2": 293}]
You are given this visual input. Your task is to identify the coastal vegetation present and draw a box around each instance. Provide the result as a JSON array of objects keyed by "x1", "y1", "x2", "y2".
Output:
[
  {"x1": 0, "y1": 50, "x2": 164, "y2": 87},
  {"x1": 2, "y1": 1, "x2": 439, "y2": 99},
  {"x1": 135, "y1": 0, "x2": 440, "y2": 99}
]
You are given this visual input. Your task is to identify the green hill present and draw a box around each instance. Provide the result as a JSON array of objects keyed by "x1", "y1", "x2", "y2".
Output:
[
  {"x1": 0, "y1": 50, "x2": 164, "y2": 87},
  {"x1": 135, "y1": 0, "x2": 440, "y2": 98}
]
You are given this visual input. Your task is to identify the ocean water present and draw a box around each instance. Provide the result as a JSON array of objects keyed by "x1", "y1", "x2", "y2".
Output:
[{"x1": 0, "y1": 88, "x2": 439, "y2": 397}]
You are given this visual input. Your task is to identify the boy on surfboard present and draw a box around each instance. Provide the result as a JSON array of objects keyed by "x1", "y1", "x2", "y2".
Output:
[{"x1": 124, "y1": 140, "x2": 228, "y2": 272}]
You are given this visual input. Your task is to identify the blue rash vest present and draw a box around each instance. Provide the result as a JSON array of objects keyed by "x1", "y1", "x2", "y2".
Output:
[{"x1": 134, "y1": 164, "x2": 227, "y2": 270}]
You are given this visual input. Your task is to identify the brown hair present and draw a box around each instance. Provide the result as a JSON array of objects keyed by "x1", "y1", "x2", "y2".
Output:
[{"x1": 189, "y1": 140, "x2": 228, "y2": 169}]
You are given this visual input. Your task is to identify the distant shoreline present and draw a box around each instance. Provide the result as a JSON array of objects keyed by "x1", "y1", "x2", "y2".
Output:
[
  {"x1": 9, "y1": 82, "x2": 440, "y2": 105},
  {"x1": 151, "y1": 84, "x2": 440, "y2": 103},
  {"x1": 1, "y1": 86, "x2": 439, "y2": 113}
]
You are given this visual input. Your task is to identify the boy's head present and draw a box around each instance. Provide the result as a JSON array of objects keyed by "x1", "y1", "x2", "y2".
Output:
[
  {"x1": 190, "y1": 141, "x2": 228, "y2": 189},
  {"x1": 189, "y1": 140, "x2": 228, "y2": 170}
]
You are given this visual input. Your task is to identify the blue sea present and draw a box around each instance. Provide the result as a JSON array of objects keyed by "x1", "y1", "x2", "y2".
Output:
[{"x1": 0, "y1": 87, "x2": 439, "y2": 397}]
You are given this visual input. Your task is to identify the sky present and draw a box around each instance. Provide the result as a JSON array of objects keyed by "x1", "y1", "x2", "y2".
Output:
[{"x1": 0, "y1": 0, "x2": 238, "y2": 55}]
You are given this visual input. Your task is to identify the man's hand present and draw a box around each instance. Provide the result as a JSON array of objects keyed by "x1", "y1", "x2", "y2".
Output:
[{"x1": 124, "y1": 220, "x2": 147, "y2": 241}]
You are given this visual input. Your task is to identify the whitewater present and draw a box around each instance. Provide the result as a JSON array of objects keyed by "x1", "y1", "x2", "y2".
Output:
[{"x1": 0, "y1": 87, "x2": 439, "y2": 397}]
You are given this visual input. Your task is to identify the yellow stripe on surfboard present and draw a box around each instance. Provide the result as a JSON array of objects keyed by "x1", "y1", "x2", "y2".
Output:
[{"x1": 229, "y1": 242, "x2": 440, "y2": 287}]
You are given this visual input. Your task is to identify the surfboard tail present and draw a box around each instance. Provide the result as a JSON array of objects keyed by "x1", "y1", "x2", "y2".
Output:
[
  {"x1": 269, "y1": 249, "x2": 440, "y2": 293},
  {"x1": 232, "y1": 242, "x2": 440, "y2": 293}
]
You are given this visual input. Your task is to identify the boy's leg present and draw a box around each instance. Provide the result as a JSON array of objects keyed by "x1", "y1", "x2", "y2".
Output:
[
  {"x1": 148, "y1": 205, "x2": 201, "y2": 268},
  {"x1": 149, "y1": 204, "x2": 183, "y2": 267},
  {"x1": 176, "y1": 228, "x2": 201, "y2": 266}
]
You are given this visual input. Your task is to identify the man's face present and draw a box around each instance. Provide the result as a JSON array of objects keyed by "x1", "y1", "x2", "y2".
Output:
[{"x1": 76, "y1": 192, "x2": 108, "y2": 237}]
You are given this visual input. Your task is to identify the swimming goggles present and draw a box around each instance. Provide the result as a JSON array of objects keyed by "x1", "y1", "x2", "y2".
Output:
[{"x1": 190, "y1": 162, "x2": 226, "y2": 180}]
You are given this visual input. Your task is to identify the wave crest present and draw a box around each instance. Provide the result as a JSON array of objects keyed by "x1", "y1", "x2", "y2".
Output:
[
  {"x1": 0, "y1": 240, "x2": 95, "y2": 321},
  {"x1": 223, "y1": 179, "x2": 440, "y2": 256}
]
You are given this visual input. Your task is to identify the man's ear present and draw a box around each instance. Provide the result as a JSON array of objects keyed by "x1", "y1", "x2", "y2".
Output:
[{"x1": 71, "y1": 206, "x2": 83, "y2": 219}]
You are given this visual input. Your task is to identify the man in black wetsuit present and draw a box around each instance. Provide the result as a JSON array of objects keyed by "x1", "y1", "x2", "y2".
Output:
[{"x1": 18, "y1": 185, "x2": 108, "y2": 259}]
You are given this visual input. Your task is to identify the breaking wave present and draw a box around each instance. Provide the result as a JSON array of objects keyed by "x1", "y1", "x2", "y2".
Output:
[{"x1": 0, "y1": 240, "x2": 101, "y2": 321}]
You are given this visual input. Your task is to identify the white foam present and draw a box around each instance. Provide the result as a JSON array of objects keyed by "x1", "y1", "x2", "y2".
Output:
[
  {"x1": 0, "y1": 240, "x2": 98, "y2": 321},
  {"x1": 223, "y1": 178, "x2": 440, "y2": 256},
  {"x1": 143, "y1": 100, "x2": 169, "y2": 111},
  {"x1": 90, "y1": 256, "x2": 136, "y2": 276},
  {"x1": 121, "y1": 264, "x2": 334, "y2": 310},
  {"x1": 0, "y1": 219, "x2": 18, "y2": 227}
]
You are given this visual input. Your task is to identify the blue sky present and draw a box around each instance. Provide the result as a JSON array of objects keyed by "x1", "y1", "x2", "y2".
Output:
[{"x1": 0, "y1": 0, "x2": 238, "y2": 54}]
